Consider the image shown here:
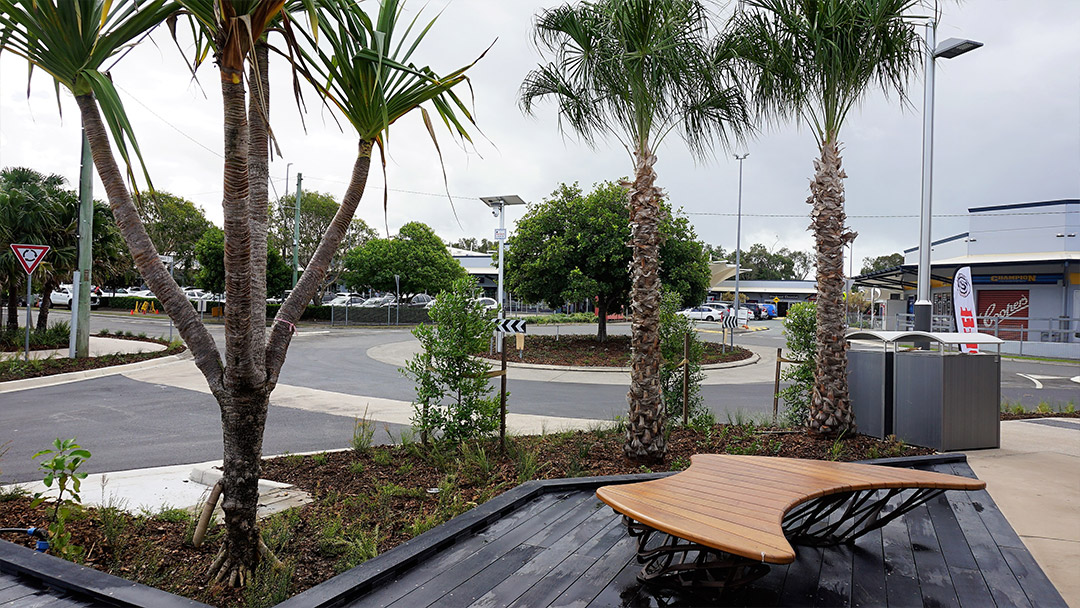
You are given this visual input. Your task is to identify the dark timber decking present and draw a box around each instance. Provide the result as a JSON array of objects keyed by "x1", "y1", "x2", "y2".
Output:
[{"x1": 296, "y1": 457, "x2": 1065, "y2": 608}]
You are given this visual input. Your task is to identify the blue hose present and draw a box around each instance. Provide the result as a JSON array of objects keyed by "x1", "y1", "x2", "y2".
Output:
[{"x1": 0, "y1": 527, "x2": 49, "y2": 552}]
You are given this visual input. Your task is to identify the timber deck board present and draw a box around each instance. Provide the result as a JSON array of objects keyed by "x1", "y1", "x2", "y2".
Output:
[{"x1": 341, "y1": 460, "x2": 1066, "y2": 608}]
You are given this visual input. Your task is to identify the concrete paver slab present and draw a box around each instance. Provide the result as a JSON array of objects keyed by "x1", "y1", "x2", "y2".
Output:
[{"x1": 966, "y1": 418, "x2": 1080, "y2": 606}]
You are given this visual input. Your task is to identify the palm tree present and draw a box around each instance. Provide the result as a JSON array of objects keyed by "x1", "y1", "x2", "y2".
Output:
[
  {"x1": 0, "y1": 168, "x2": 65, "y2": 330},
  {"x1": 732, "y1": 0, "x2": 923, "y2": 436},
  {"x1": 521, "y1": 0, "x2": 749, "y2": 462}
]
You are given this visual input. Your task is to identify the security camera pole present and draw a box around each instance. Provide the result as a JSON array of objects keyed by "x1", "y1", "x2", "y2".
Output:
[{"x1": 480, "y1": 195, "x2": 526, "y2": 353}]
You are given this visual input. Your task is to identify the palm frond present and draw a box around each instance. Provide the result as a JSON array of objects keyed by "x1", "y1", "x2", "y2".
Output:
[
  {"x1": 0, "y1": 0, "x2": 177, "y2": 187},
  {"x1": 732, "y1": 0, "x2": 924, "y2": 143},
  {"x1": 521, "y1": 0, "x2": 749, "y2": 157}
]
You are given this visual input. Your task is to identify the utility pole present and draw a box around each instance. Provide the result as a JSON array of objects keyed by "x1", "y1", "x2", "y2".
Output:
[
  {"x1": 292, "y1": 172, "x2": 302, "y2": 288},
  {"x1": 73, "y1": 129, "x2": 94, "y2": 358}
]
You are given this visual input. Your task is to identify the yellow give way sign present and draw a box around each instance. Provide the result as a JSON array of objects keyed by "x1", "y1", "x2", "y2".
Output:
[{"x1": 773, "y1": 297, "x2": 780, "y2": 304}]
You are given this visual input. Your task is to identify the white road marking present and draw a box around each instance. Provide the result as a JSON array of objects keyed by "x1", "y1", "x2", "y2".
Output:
[
  {"x1": 1072, "y1": 376, "x2": 1080, "y2": 384},
  {"x1": 1017, "y1": 374, "x2": 1043, "y2": 389}
]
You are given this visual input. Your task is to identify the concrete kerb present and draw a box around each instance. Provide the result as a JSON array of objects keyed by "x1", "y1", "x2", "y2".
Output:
[
  {"x1": 488, "y1": 350, "x2": 760, "y2": 373},
  {"x1": 0, "y1": 350, "x2": 192, "y2": 394}
]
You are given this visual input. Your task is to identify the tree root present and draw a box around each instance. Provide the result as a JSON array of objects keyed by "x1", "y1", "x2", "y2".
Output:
[{"x1": 206, "y1": 539, "x2": 284, "y2": 587}]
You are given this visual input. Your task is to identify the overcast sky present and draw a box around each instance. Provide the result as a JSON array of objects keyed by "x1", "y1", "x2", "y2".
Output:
[{"x1": 1, "y1": 0, "x2": 1078, "y2": 273}]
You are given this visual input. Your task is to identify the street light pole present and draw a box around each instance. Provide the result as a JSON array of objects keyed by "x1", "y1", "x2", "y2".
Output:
[
  {"x1": 915, "y1": 22, "x2": 982, "y2": 332},
  {"x1": 292, "y1": 172, "x2": 302, "y2": 288},
  {"x1": 733, "y1": 153, "x2": 749, "y2": 340}
]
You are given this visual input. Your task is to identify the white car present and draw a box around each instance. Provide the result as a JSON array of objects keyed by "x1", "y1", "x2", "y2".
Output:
[
  {"x1": 48, "y1": 285, "x2": 100, "y2": 309},
  {"x1": 676, "y1": 305, "x2": 728, "y2": 322},
  {"x1": 474, "y1": 297, "x2": 498, "y2": 311}
]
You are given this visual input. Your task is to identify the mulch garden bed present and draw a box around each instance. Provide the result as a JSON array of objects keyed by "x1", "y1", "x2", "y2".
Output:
[
  {"x1": 0, "y1": 423, "x2": 932, "y2": 607},
  {"x1": 1000, "y1": 410, "x2": 1079, "y2": 420},
  {"x1": 0, "y1": 335, "x2": 184, "y2": 382},
  {"x1": 478, "y1": 334, "x2": 753, "y2": 367}
]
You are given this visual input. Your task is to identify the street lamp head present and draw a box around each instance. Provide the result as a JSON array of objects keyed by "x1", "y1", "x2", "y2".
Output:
[
  {"x1": 734, "y1": 153, "x2": 750, "y2": 161},
  {"x1": 934, "y1": 37, "x2": 983, "y2": 59}
]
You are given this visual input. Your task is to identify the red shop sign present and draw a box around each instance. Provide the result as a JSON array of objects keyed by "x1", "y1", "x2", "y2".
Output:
[{"x1": 978, "y1": 290, "x2": 1029, "y2": 340}]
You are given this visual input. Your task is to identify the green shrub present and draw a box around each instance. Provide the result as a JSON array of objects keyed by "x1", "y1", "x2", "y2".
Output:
[
  {"x1": 778, "y1": 302, "x2": 816, "y2": 428},
  {"x1": 403, "y1": 277, "x2": 499, "y2": 444},
  {"x1": 0, "y1": 322, "x2": 72, "y2": 351},
  {"x1": 529, "y1": 312, "x2": 598, "y2": 324},
  {"x1": 658, "y1": 290, "x2": 707, "y2": 425},
  {"x1": 31, "y1": 438, "x2": 91, "y2": 560}
]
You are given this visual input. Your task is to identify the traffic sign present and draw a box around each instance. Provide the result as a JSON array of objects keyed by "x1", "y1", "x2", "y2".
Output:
[
  {"x1": 10, "y1": 244, "x2": 50, "y2": 275},
  {"x1": 496, "y1": 319, "x2": 527, "y2": 333},
  {"x1": 494, "y1": 228, "x2": 507, "y2": 241},
  {"x1": 772, "y1": 296, "x2": 780, "y2": 304}
]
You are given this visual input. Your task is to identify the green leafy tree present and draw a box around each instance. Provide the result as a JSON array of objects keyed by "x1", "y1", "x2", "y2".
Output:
[
  {"x1": 722, "y1": 243, "x2": 814, "y2": 281},
  {"x1": 734, "y1": 0, "x2": 923, "y2": 437},
  {"x1": 269, "y1": 190, "x2": 378, "y2": 296},
  {"x1": 196, "y1": 227, "x2": 291, "y2": 299},
  {"x1": 522, "y1": 0, "x2": 749, "y2": 462},
  {"x1": 343, "y1": 222, "x2": 467, "y2": 296},
  {"x1": 136, "y1": 191, "x2": 212, "y2": 282},
  {"x1": 448, "y1": 237, "x2": 497, "y2": 253},
  {"x1": 403, "y1": 277, "x2": 498, "y2": 444},
  {"x1": 861, "y1": 253, "x2": 904, "y2": 275},
  {"x1": 504, "y1": 181, "x2": 709, "y2": 341}
]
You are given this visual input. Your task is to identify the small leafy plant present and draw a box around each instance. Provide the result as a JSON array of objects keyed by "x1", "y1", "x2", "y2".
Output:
[
  {"x1": 31, "y1": 438, "x2": 91, "y2": 559},
  {"x1": 778, "y1": 302, "x2": 816, "y2": 427},
  {"x1": 403, "y1": 277, "x2": 499, "y2": 444}
]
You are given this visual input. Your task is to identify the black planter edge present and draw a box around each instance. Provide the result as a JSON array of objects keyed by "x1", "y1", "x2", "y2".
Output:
[
  {"x1": 0, "y1": 539, "x2": 212, "y2": 607},
  {"x1": 274, "y1": 453, "x2": 967, "y2": 608}
]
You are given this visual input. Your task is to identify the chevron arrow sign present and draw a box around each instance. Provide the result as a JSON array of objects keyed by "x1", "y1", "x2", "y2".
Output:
[{"x1": 496, "y1": 319, "x2": 528, "y2": 334}]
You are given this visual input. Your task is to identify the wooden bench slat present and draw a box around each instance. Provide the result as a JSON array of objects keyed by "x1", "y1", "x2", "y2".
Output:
[{"x1": 596, "y1": 455, "x2": 986, "y2": 567}]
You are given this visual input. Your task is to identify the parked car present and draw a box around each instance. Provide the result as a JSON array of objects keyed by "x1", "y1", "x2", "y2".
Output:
[
  {"x1": 676, "y1": 305, "x2": 727, "y2": 322},
  {"x1": 474, "y1": 297, "x2": 498, "y2": 311},
  {"x1": 359, "y1": 296, "x2": 392, "y2": 308},
  {"x1": 408, "y1": 294, "x2": 434, "y2": 307},
  {"x1": 47, "y1": 285, "x2": 100, "y2": 309},
  {"x1": 327, "y1": 295, "x2": 367, "y2": 307}
]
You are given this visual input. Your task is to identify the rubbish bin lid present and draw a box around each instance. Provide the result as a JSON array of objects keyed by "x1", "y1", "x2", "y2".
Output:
[{"x1": 845, "y1": 329, "x2": 1003, "y2": 345}]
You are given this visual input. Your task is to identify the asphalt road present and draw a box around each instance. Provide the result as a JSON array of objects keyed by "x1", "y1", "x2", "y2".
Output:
[{"x1": 1, "y1": 309, "x2": 1076, "y2": 484}]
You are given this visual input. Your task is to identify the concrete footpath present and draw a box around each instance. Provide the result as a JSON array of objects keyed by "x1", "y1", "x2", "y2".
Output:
[{"x1": 965, "y1": 418, "x2": 1080, "y2": 606}]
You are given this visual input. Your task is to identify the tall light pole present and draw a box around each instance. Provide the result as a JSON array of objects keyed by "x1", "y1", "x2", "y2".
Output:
[
  {"x1": 481, "y1": 195, "x2": 526, "y2": 352},
  {"x1": 733, "y1": 153, "x2": 749, "y2": 337},
  {"x1": 292, "y1": 172, "x2": 303, "y2": 288},
  {"x1": 915, "y1": 23, "x2": 982, "y2": 332}
]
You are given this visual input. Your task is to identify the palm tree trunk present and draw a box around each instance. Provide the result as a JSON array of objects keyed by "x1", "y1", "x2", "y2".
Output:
[
  {"x1": 74, "y1": 94, "x2": 224, "y2": 392},
  {"x1": 6, "y1": 286, "x2": 18, "y2": 331},
  {"x1": 221, "y1": 76, "x2": 256, "y2": 390},
  {"x1": 248, "y1": 42, "x2": 270, "y2": 371},
  {"x1": 213, "y1": 385, "x2": 270, "y2": 587},
  {"x1": 624, "y1": 149, "x2": 666, "y2": 462},
  {"x1": 36, "y1": 279, "x2": 56, "y2": 331},
  {"x1": 265, "y1": 140, "x2": 373, "y2": 385},
  {"x1": 808, "y1": 139, "x2": 856, "y2": 437}
]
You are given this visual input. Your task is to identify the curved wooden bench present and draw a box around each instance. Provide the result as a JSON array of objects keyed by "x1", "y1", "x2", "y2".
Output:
[{"x1": 596, "y1": 454, "x2": 985, "y2": 588}]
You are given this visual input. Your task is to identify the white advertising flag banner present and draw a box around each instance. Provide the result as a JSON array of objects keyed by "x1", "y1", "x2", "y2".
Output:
[{"x1": 952, "y1": 266, "x2": 979, "y2": 353}]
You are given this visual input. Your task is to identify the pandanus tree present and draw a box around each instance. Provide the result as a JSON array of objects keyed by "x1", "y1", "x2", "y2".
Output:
[
  {"x1": 0, "y1": 0, "x2": 480, "y2": 586},
  {"x1": 732, "y1": 0, "x2": 923, "y2": 436},
  {"x1": 521, "y1": 0, "x2": 749, "y2": 462}
]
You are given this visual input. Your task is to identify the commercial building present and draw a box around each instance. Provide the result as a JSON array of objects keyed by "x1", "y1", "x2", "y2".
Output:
[{"x1": 855, "y1": 199, "x2": 1078, "y2": 357}]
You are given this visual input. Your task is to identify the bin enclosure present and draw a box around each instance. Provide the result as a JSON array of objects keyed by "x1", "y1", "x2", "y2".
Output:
[{"x1": 847, "y1": 331, "x2": 1003, "y2": 451}]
